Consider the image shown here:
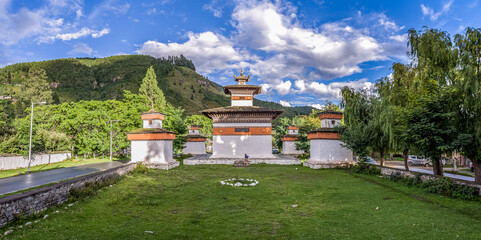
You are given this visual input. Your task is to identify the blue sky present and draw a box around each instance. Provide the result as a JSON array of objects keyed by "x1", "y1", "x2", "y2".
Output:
[{"x1": 1, "y1": 0, "x2": 480, "y2": 108}]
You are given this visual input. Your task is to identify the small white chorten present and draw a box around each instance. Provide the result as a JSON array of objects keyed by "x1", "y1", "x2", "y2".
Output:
[
  {"x1": 304, "y1": 110, "x2": 353, "y2": 169},
  {"x1": 184, "y1": 126, "x2": 207, "y2": 155},
  {"x1": 127, "y1": 110, "x2": 179, "y2": 169},
  {"x1": 281, "y1": 126, "x2": 304, "y2": 155}
]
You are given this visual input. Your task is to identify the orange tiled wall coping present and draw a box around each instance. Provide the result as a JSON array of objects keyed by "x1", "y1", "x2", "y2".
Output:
[
  {"x1": 186, "y1": 137, "x2": 207, "y2": 142},
  {"x1": 319, "y1": 114, "x2": 342, "y2": 120},
  {"x1": 127, "y1": 133, "x2": 175, "y2": 140},
  {"x1": 307, "y1": 132, "x2": 339, "y2": 140}
]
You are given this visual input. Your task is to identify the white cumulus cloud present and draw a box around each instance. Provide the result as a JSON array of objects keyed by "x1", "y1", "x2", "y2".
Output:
[
  {"x1": 136, "y1": 31, "x2": 248, "y2": 74},
  {"x1": 421, "y1": 0, "x2": 453, "y2": 21},
  {"x1": 231, "y1": 1, "x2": 386, "y2": 81},
  {"x1": 68, "y1": 43, "x2": 93, "y2": 55},
  {"x1": 279, "y1": 100, "x2": 291, "y2": 107}
]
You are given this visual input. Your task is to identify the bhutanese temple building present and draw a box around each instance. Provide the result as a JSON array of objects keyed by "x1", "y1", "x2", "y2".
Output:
[
  {"x1": 198, "y1": 70, "x2": 283, "y2": 159},
  {"x1": 303, "y1": 110, "x2": 354, "y2": 169}
]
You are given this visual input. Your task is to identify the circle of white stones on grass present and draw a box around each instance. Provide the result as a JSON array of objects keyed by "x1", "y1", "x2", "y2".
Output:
[{"x1": 220, "y1": 178, "x2": 258, "y2": 187}]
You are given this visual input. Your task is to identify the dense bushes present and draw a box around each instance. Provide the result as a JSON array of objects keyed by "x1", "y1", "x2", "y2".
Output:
[
  {"x1": 351, "y1": 163, "x2": 381, "y2": 175},
  {"x1": 352, "y1": 164, "x2": 479, "y2": 201},
  {"x1": 390, "y1": 175, "x2": 479, "y2": 201}
]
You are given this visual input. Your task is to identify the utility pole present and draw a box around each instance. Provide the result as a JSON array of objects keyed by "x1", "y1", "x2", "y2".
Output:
[
  {"x1": 28, "y1": 101, "x2": 46, "y2": 173},
  {"x1": 110, "y1": 120, "x2": 120, "y2": 161}
]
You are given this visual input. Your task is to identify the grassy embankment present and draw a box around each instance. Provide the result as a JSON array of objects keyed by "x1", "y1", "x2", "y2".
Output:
[{"x1": 3, "y1": 165, "x2": 481, "y2": 239}]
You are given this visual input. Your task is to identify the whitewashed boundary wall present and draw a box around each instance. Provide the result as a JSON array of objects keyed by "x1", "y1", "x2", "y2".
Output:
[{"x1": 0, "y1": 152, "x2": 71, "y2": 170}]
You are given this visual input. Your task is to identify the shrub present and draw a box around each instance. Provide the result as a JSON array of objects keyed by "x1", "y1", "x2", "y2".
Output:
[
  {"x1": 68, "y1": 176, "x2": 122, "y2": 202},
  {"x1": 351, "y1": 163, "x2": 381, "y2": 175},
  {"x1": 395, "y1": 176, "x2": 479, "y2": 201},
  {"x1": 132, "y1": 162, "x2": 149, "y2": 174}
]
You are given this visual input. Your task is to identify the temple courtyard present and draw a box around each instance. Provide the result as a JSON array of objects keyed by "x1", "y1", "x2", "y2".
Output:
[{"x1": 5, "y1": 164, "x2": 481, "y2": 239}]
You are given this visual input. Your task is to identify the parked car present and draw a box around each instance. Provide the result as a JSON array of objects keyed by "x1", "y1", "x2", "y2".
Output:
[
  {"x1": 440, "y1": 157, "x2": 449, "y2": 165},
  {"x1": 361, "y1": 157, "x2": 377, "y2": 165},
  {"x1": 407, "y1": 155, "x2": 430, "y2": 167},
  {"x1": 425, "y1": 157, "x2": 447, "y2": 166}
]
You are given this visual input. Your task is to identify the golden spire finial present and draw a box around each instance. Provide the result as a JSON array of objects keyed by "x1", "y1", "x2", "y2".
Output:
[{"x1": 240, "y1": 69, "x2": 244, "y2": 76}]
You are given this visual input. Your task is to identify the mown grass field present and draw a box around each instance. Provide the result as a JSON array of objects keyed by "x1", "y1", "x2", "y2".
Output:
[{"x1": 4, "y1": 165, "x2": 481, "y2": 239}]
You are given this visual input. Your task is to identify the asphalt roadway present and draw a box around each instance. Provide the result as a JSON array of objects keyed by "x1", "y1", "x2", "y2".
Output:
[
  {"x1": 383, "y1": 161, "x2": 475, "y2": 182},
  {"x1": 0, "y1": 161, "x2": 127, "y2": 196}
]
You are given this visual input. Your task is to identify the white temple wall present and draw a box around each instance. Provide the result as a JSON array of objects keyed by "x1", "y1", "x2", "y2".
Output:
[
  {"x1": 320, "y1": 119, "x2": 341, "y2": 128},
  {"x1": 288, "y1": 129, "x2": 298, "y2": 135},
  {"x1": 131, "y1": 140, "x2": 173, "y2": 163},
  {"x1": 184, "y1": 142, "x2": 205, "y2": 155},
  {"x1": 231, "y1": 100, "x2": 253, "y2": 107},
  {"x1": 309, "y1": 139, "x2": 353, "y2": 162},
  {"x1": 143, "y1": 119, "x2": 162, "y2": 129},
  {"x1": 211, "y1": 135, "x2": 274, "y2": 158},
  {"x1": 282, "y1": 141, "x2": 304, "y2": 155},
  {"x1": 213, "y1": 123, "x2": 271, "y2": 127}
]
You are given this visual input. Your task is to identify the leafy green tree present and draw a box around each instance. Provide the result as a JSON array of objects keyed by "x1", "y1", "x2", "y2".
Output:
[
  {"x1": 139, "y1": 66, "x2": 166, "y2": 110},
  {"x1": 406, "y1": 28, "x2": 458, "y2": 176},
  {"x1": 454, "y1": 27, "x2": 481, "y2": 183},
  {"x1": 295, "y1": 111, "x2": 322, "y2": 154},
  {"x1": 272, "y1": 117, "x2": 292, "y2": 151},
  {"x1": 377, "y1": 63, "x2": 416, "y2": 170},
  {"x1": 18, "y1": 67, "x2": 53, "y2": 104},
  {"x1": 185, "y1": 114, "x2": 213, "y2": 138},
  {"x1": 340, "y1": 87, "x2": 372, "y2": 159},
  {"x1": 162, "y1": 105, "x2": 187, "y2": 153}
]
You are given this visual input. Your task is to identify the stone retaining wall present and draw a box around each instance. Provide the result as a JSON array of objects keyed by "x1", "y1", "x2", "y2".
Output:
[
  {"x1": 377, "y1": 165, "x2": 481, "y2": 194},
  {"x1": 0, "y1": 163, "x2": 136, "y2": 226},
  {"x1": 0, "y1": 152, "x2": 71, "y2": 170},
  {"x1": 185, "y1": 159, "x2": 301, "y2": 165}
]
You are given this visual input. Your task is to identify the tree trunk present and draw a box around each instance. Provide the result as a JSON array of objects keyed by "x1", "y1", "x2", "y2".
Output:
[
  {"x1": 473, "y1": 160, "x2": 481, "y2": 185},
  {"x1": 432, "y1": 156, "x2": 444, "y2": 176},
  {"x1": 380, "y1": 148, "x2": 384, "y2": 167},
  {"x1": 403, "y1": 149, "x2": 409, "y2": 171}
]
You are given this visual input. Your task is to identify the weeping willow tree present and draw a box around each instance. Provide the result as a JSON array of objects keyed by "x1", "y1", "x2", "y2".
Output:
[
  {"x1": 377, "y1": 63, "x2": 417, "y2": 170},
  {"x1": 406, "y1": 28, "x2": 458, "y2": 176},
  {"x1": 340, "y1": 86, "x2": 390, "y2": 165},
  {"x1": 454, "y1": 27, "x2": 481, "y2": 184}
]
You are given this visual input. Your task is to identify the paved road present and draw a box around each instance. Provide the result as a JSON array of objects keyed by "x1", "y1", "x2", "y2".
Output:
[
  {"x1": 0, "y1": 161, "x2": 127, "y2": 196},
  {"x1": 384, "y1": 161, "x2": 475, "y2": 182}
]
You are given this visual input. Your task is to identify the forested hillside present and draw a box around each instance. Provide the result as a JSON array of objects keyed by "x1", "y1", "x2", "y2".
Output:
[{"x1": 0, "y1": 55, "x2": 312, "y2": 116}]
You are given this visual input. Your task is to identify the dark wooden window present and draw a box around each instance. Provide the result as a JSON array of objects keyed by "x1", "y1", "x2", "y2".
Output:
[{"x1": 235, "y1": 127, "x2": 250, "y2": 132}]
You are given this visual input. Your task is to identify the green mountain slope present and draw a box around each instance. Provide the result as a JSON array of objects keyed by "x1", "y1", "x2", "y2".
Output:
[{"x1": 0, "y1": 55, "x2": 313, "y2": 116}]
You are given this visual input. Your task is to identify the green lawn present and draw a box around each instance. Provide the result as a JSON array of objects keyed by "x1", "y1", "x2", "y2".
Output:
[
  {"x1": 4, "y1": 165, "x2": 481, "y2": 239},
  {"x1": 0, "y1": 156, "x2": 127, "y2": 179}
]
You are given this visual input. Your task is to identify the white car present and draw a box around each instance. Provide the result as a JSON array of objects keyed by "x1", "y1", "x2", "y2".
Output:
[
  {"x1": 407, "y1": 155, "x2": 430, "y2": 167},
  {"x1": 361, "y1": 157, "x2": 377, "y2": 165}
]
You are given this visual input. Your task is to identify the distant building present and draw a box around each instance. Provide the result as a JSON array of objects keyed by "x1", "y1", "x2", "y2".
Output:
[
  {"x1": 127, "y1": 110, "x2": 179, "y2": 169},
  {"x1": 304, "y1": 110, "x2": 353, "y2": 169},
  {"x1": 281, "y1": 125, "x2": 304, "y2": 155},
  {"x1": 184, "y1": 125, "x2": 207, "y2": 155}
]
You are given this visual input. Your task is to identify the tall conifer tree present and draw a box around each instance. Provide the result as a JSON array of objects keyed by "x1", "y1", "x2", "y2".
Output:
[{"x1": 139, "y1": 66, "x2": 166, "y2": 111}]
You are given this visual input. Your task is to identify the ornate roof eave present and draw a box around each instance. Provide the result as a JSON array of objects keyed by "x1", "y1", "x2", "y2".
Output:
[
  {"x1": 201, "y1": 106, "x2": 283, "y2": 120},
  {"x1": 223, "y1": 85, "x2": 262, "y2": 95}
]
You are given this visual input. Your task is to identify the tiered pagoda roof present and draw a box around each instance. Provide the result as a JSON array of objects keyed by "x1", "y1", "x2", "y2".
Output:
[{"x1": 201, "y1": 106, "x2": 283, "y2": 122}]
